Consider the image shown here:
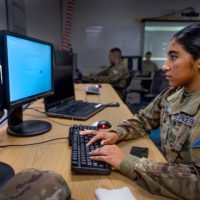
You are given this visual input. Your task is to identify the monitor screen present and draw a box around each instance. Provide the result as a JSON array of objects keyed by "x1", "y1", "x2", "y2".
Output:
[
  {"x1": 3, "y1": 33, "x2": 53, "y2": 106},
  {"x1": 44, "y1": 65, "x2": 74, "y2": 108},
  {"x1": 143, "y1": 21, "x2": 197, "y2": 68}
]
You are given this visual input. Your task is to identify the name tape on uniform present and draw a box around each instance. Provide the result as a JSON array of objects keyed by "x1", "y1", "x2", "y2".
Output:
[{"x1": 174, "y1": 113, "x2": 194, "y2": 127}]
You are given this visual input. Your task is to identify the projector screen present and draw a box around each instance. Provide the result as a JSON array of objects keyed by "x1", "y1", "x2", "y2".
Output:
[{"x1": 143, "y1": 21, "x2": 198, "y2": 68}]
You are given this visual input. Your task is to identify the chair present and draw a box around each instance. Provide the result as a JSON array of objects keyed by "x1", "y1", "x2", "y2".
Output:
[
  {"x1": 127, "y1": 70, "x2": 168, "y2": 148},
  {"x1": 126, "y1": 70, "x2": 169, "y2": 113},
  {"x1": 113, "y1": 76, "x2": 133, "y2": 101},
  {"x1": 143, "y1": 69, "x2": 169, "y2": 101}
]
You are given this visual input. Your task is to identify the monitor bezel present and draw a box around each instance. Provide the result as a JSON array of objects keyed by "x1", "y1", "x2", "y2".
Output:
[{"x1": 0, "y1": 30, "x2": 54, "y2": 109}]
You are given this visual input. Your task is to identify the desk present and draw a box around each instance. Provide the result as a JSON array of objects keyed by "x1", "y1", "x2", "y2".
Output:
[{"x1": 0, "y1": 84, "x2": 170, "y2": 200}]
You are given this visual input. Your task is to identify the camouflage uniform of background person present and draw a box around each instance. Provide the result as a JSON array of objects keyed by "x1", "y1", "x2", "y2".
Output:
[
  {"x1": 85, "y1": 47, "x2": 130, "y2": 93},
  {"x1": 80, "y1": 23, "x2": 200, "y2": 200},
  {"x1": 0, "y1": 168, "x2": 72, "y2": 200},
  {"x1": 142, "y1": 51, "x2": 158, "y2": 77}
]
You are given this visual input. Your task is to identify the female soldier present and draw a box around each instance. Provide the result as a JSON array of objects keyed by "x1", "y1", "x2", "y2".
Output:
[{"x1": 81, "y1": 23, "x2": 200, "y2": 200}]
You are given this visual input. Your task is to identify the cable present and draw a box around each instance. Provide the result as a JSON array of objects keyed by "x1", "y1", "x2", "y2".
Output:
[
  {"x1": 0, "y1": 103, "x2": 32, "y2": 126},
  {"x1": 154, "y1": 7, "x2": 199, "y2": 19},
  {"x1": 0, "y1": 107, "x2": 71, "y2": 148},
  {"x1": 0, "y1": 137, "x2": 68, "y2": 148},
  {"x1": 28, "y1": 107, "x2": 46, "y2": 114},
  {"x1": 27, "y1": 107, "x2": 72, "y2": 127},
  {"x1": 0, "y1": 116, "x2": 9, "y2": 125}
]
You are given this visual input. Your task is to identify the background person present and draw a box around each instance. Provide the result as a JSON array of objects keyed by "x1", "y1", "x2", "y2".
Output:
[
  {"x1": 86, "y1": 47, "x2": 130, "y2": 89},
  {"x1": 142, "y1": 51, "x2": 158, "y2": 77}
]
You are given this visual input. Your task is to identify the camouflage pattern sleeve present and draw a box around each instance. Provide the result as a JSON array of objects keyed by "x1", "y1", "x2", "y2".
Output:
[
  {"x1": 114, "y1": 88, "x2": 171, "y2": 141},
  {"x1": 120, "y1": 154, "x2": 200, "y2": 200},
  {"x1": 96, "y1": 68, "x2": 118, "y2": 83},
  {"x1": 96, "y1": 67, "x2": 111, "y2": 77},
  {"x1": 97, "y1": 62, "x2": 129, "y2": 85},
  {"x1": 0, "y1": 168, "x2": 72, "y2": 200}
]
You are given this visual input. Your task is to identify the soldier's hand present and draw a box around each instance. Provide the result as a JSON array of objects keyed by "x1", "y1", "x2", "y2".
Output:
[
  {"x1": 80, "y1": 130, "x2": 119, "y2": 146},
  {"x1": 89, "y1": 145, "x2": 126, "y2": 170}
]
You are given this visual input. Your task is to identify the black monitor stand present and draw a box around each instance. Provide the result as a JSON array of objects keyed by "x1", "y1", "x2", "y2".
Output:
[{"x1": 7, "y1": 106, "x2": 52, "y2": 137}]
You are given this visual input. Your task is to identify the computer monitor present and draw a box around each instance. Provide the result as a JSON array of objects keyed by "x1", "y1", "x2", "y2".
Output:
[
  {"x1": 0, "y1": 65, "x2": 4, "y2": 120},
  {"x1": 54, "y1": 50, "x2": 73, "y2": 66},
  {"x1": 0, "y1": 46, "x2": 16, "y2": 185},
  {"x1": 44, "y1": 65, "x2": 74, "y2": 110},
  {"x1": 0, "y1": 31, "x2": 54, "y2": 136}
]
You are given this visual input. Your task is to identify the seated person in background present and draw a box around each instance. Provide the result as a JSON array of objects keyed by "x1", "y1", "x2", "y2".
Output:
[
  {"x1": 86, "y1": 47, "x2": 130, "y2": 89},
  {"x1": 81, "y1": 23, "x2": 200, "y2": 200},
  {"x1": 142, "y1": 51, "x2": 158, "y2": 77}
]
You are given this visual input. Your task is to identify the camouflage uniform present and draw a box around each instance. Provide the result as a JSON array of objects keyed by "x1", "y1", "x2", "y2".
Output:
[
  {"x1": 142, "y1": 60, "x2": 158, "y2": 76},
  {"x1": 0, "y1": 168, "x2": 72, "y2": 200},
  {"x1": 89, "y1": 60, "x2": 129, "y2": 88},
  {"x1": 114, "y1": 87, "x2": 200, "y2": 200}
]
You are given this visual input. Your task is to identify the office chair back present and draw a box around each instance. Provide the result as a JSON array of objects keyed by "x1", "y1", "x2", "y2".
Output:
[{"x1": 149, "y1": 70, "x2": 169, "y2": 95}]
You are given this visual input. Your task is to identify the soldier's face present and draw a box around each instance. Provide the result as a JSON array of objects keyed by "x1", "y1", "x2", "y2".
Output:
[
  {"x1": 145, "y1": 54, "x2": 151, "y2": 60},
  {"x1": 162, "y1": 39, "x2": 200, "y2": 91},
  {"x1": 109, "y1": 52, "x2": 120, "y2": 65},
  {"x1": 109, "y1": 52, "x2": 115, "y2": 65}
]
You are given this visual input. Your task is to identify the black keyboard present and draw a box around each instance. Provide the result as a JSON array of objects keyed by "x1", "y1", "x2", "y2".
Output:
[
  {"x1": 85, "y1": 86, "x2": 100, "y2": 95},
  {"x1": 69, "y1": 125, "x2": 111, "y2": 175}
]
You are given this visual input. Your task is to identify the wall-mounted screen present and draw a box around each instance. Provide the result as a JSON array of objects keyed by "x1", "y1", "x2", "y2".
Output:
[{"x1": 143, "y1": 21, "x2": 199, "y2": 68}]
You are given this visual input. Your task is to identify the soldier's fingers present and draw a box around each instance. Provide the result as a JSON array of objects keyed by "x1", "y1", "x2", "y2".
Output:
[
  {"x1": 90, "y1": 155, "x2": 107, "y2": 162},
  {"x1": 89, "y1": 147, "x2": 107, "y2": 156},
  {"x1": 90, "y1": 146, "x2": 110, "y2": 156},
  {"x1": 101, "y1": 138, "x2": 112, "y2": 145},
  {"x1": 89, "y1": 148, "x2": 101, "y2": 156},
  {"x1": 79, "y1": 130, "x2": 97, "y2": 135},
  {"x1": 86, "y1": 134, "x2": 102, "y2": 146}
]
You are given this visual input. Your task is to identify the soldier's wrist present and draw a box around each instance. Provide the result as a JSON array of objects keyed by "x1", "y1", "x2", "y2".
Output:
[
  {"x1": 111, "y1": 127, "x2": 128, "y2": 141},
  {"x1": 120, "y1": 154, "x2": 140, "y2": 179}
]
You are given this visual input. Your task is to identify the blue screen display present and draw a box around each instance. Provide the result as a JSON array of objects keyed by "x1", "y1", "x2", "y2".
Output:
[{"x1": 6, "y1": 35, "x2": 52, "y2": 103}]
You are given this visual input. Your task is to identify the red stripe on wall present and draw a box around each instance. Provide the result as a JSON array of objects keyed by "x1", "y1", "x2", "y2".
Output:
[{"x1": 61, "y1": 0, "x2": 75, "y2": 51}]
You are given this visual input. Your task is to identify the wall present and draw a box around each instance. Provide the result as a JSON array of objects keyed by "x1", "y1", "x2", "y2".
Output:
[
  {"x1": 25, "y1": 0, "x2": 62, "y2": 47},
  {"x1": 1, "y1": 0, "x2": 200, "y2": 74},
  {"x1": 0, "y1": 0, "x2": 7, "y2": 30},
  {"x1": 70, "y1": 0, "x2": 200, "y2": 74},
  {"x1": 0, "y1": 0, "x2": 62, "y2": 47}
]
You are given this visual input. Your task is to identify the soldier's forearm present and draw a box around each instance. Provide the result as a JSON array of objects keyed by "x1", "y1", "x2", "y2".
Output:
[
  {"x1": 114, "y1": 116, "x2": 150, "y2": 141},
  {"x1": 120, "y1": 155, "x2": 200, "y2": 200}
]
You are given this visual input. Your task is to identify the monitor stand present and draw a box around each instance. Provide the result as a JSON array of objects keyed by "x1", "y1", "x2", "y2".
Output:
[
  {"x1": 7, "y1": 106, "x2": 52, "y2": 137},
  {"x1": 0, "y1": 162, "x2": 15, "y2": 188}
]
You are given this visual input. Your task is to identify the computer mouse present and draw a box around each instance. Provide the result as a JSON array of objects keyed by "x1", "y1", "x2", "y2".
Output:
[
  {"x1": 95, "y1": 84, "x2": 102, "y2": 88},
  {"x1": 92, "y1": 120, "x2": 112, "y2": 129}
]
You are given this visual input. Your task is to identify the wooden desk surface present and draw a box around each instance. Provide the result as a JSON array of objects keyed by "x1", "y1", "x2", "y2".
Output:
[{"x1": 0, "y1": 84, "x2": 170, "y2": 200}]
